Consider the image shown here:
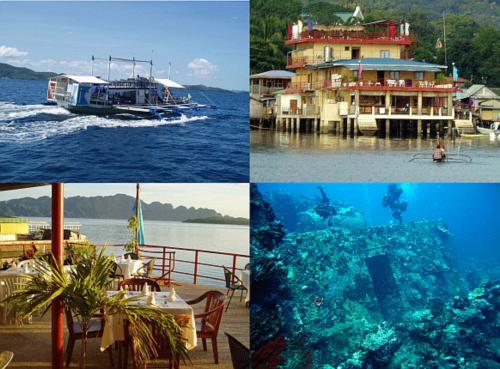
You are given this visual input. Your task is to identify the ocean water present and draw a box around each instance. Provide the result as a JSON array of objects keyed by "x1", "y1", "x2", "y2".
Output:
[
  {"x1": 251, "y1": 183, "x2": 500, "y2": 369},
  {"x1": 31, "y1": 217, "x2": 249, "y2": 286},
  {"x1": 0, "y1": 79, "x2": 249, "y2": 182},
  {"x1": 251, "y1": 131, "x2": 500, "y2": 182}
]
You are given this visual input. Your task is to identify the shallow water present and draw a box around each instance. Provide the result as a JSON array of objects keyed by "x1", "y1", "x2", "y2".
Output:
[
  {"x1": 0, "y1": 79, "x2": 249, "y2": 182},
  {"x1": 251, "y1": 131, "x2": 500, "y2": 182}
]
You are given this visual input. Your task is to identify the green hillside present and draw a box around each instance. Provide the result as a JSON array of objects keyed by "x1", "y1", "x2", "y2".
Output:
[
  {"x1": 0, "y1": 63, "x2": 58, "y2": 80},
  {"x1": 251, "y1": 0, "x2": 500, "y2": 86}
]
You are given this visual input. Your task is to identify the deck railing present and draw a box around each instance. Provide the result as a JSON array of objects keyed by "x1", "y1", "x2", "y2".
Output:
[{"x1": 103, "y1": 244, "x2": 249, "y2": 286}]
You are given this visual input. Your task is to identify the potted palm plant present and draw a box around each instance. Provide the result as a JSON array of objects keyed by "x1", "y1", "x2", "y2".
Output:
[{"x1": 6, "y1": 245, "x2": 188, "y2": 368}]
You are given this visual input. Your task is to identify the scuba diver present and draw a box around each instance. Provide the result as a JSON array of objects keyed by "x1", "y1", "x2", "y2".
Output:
[
  {"x1": 314, "y1": 185, "x2": 337, "y2": 219},
  {"x1": 382, "y1": 184, "x2": 407, "y2": 224}
]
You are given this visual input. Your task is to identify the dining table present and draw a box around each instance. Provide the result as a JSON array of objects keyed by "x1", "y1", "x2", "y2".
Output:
[
  {"x1": 114, "y1": 257, "x2": 143, "y2": 279},
  {"x1": 101, "y1": 290, "x2": 197, "y2": 353}
]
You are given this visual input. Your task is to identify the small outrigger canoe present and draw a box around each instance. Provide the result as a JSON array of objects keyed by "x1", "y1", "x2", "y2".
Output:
[
  {"x1": 477, "y1": 122, "x2": 500, "y2": 135},
  {"x1": 409, "y1": 153, "x2": 472, "y2": 163}
]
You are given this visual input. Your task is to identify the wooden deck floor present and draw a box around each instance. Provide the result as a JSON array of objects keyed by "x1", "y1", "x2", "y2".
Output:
[{"x1": 0, "y1": 283, "x2": 249, "y2": 369}]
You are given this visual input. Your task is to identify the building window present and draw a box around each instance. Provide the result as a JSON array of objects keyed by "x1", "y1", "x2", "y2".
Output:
[
  {"x1": 389, "y1": 71, "x2": 400, "y2": 80},
  {"x1": 416, "y1": 71, "x2": 424, "y2": 80},
  {"x1": 345, "y1": 46, "x2": 350, "y2": 51},
  {"x1": 353, "y1": 70, "x2": 359, "y2": 80},
  {"x1": 380, "y1": 50, "x2": 390, "y2": 58}
]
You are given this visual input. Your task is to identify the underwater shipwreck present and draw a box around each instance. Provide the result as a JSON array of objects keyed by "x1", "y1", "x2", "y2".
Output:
[{"x1": 251, "y1": 184, "x2": 500, "y2": 369}]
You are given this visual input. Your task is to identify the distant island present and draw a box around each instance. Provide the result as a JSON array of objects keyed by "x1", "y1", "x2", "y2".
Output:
[
  {"x1": 183, "y1": 216, "x2": 249, "y2": 225},
  {"x1": 0, "y1": 194, "x2": 246, "y2": 224},
  {"x1": 0, "y1": 63, "x2": 58, "y2": 80},
  {"x1": 0, "y1": 62, "x2": 246, "y2": 93}
]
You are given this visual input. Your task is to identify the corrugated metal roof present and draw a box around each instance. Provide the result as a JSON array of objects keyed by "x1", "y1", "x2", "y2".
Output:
[
  {"x1": 251, "y1": 70, "x2": 295, "y2": 79},
  {"x1": 480, "y1": 99, "x2": 500, "y2": 109},
  {"x1": 459, "y1": 84, "x2": 498, "y2": 100},
  {"x1": 314, "y1": 58, "x2": 447, "y2": 72}
]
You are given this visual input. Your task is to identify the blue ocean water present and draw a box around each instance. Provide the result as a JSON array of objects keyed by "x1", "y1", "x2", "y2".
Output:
[
  {"x1": 259, "y1": 183, "x2": 500, "y2": 273},
  {"x1": 0, "y1": 79, "x2": 248, "y2": 182}
]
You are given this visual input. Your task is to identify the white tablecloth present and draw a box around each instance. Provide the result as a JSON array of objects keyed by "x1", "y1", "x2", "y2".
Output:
[
  {"x1": 101, "y1": 291, "x2": 197, "y2": 351},
  {"x1": 114, "y1": 259, "x2": 143, "y2": 279},
  {"x1": 239, "y1": 270, "x2": 250, "y2": 303}
]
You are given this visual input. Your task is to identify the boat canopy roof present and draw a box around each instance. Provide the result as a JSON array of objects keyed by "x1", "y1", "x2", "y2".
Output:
[
  {"x1": 62, "y1": 75, "x2": 109, "y2": 84},
  {"x1": 155, "y1": 78, "x2": 185, "y2": 89}
]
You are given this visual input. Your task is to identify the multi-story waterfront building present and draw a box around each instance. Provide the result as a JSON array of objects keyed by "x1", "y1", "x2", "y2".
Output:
[{"x1": 275, "y1": 16, "x2": 475, "y2": 137}]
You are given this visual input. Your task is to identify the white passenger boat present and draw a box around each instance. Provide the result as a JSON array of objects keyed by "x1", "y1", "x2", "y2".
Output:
[{"x1": 46, "y1": 56, "x2": 215, "y2": 118}]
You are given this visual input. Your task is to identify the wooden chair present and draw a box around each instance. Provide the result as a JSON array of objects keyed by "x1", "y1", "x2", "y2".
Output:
[
  {"x1": 187, "y1": 291, "x2": 226, "y2": 364},
  {"x1": 124, "y1": 319, "x2": 180, "y2": 369},
  {"x1": 118, "y1": 278, "x2": 161, "y2": 292},
  {"x1": 225, "y1": 332, "x2": 250, "y2": 369},
  {"x1": 64, "y1": 307, "x2": 113, "y2": 367},
  {"x1": 223, "y1": 266, "x2": 247, "y2": 311},
  {"x1": 0, "y1": 351, "x2": 13, "y2": 369}
]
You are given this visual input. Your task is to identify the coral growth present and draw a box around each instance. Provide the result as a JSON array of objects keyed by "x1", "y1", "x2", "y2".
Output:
[{"x1": 251, "y1": 186, "x2": 499, "y2": 369}]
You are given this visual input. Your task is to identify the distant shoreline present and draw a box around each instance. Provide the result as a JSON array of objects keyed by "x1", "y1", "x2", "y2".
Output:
[
  {"x1": 182, "y1": 216, "x2": 249, "y2": 226},
  {"x1": 27, "y1": 216, "x2": 249, "y2": 226}
]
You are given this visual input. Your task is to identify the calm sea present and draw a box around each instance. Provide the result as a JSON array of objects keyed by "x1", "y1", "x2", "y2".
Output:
[
  {"x1": 251, "y1": 130, "x2": 500, "y2": 182},
  {"x1": 31, "y1": 217, "x2": 249, "y2": 286},
  {"x1": 0, "y1": 79, "x2": 249, "y2": 182}
]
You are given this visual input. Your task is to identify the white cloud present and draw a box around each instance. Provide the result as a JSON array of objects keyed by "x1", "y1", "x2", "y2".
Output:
[
  {"x1": 187, "y1": 58, "x2": 218, "y2": 77},
  {"x1": 0, "y1": 45, "x2": 29, "y2": 58}
]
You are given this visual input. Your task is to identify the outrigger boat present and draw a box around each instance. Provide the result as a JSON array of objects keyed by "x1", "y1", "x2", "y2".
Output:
[
  {"x1": 409, "y1": 152, "x2": 472, "y2": 163},
  {"x1": 476, "y1": 122, "x2": 500, "y2": 139},
  {"x1": 47, "y1": 56, "x2": 215, "y2": 119}
]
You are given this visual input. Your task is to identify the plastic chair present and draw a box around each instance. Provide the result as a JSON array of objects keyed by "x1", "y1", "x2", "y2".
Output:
[
  {"x1": 223, "y1": 266, "x2": 247, "y2": 311},
  {"x1": 187, "y1": 291, "x2": 226, "y2": 364},
  {"x1": 134, "y1": 259, "x2": 155, "y2": 278},
  {"x1": 0, "y1": 276, "x2": 24, "y2": 324},
  {"x1": 64, "y1": 307, "x2": 113, "y2": 367},
  {"x1": 118, "y1": 278, "x2": 161, "y2": 292},
  {"x1": 225, "y1": 332, "x2": 250, "y2": 369}
]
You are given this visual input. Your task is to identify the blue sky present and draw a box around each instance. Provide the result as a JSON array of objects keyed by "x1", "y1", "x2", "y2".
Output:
[
  {"x1": 0, "y1": 1, "x2": 249, "y2": 90},
  {"x1": 0, "y1": 184, "x2": 249, "y2": 218}
]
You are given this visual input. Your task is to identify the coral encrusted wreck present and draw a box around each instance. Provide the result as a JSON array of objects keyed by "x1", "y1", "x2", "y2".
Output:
[{"x1": 251, "y1": 185, "x2": 500, "y2": 369}]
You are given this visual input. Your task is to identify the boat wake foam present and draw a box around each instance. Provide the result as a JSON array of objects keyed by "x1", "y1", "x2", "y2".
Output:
[
  {"x1": 0, "y1": 102, "x2": 72, "y2": 121},
  {"x1": 0, "y1": 102, "x2": 209, "y2": 143}
]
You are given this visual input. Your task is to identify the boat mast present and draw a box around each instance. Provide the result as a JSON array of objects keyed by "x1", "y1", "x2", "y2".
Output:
[
  {"x1": 149, "y1": 60, "x2": 153, "y2": 81},
  {"x1": 132, "y1": 57, "x2": 136, "y2": 78},
  {"x1": 107, "y1": 55, "x2": 111, "y2": 81},
  {"x1": 91, "y1": 55, "x2": 94, "y2": 76}
]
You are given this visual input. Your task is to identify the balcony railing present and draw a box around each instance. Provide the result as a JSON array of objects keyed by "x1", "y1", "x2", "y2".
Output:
[
  {"x1": 280, "y1": 104, "x2": 319, "y2": 117},
  {"x1": 349, "y1": 105, "x2": 454, "y2": 117},
  {"x1": 287, "y1": 30, "x2": 413, "y2": 45},
  {"x1": 286, "y1": 79, "x2": 457, "y2": 92}
]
